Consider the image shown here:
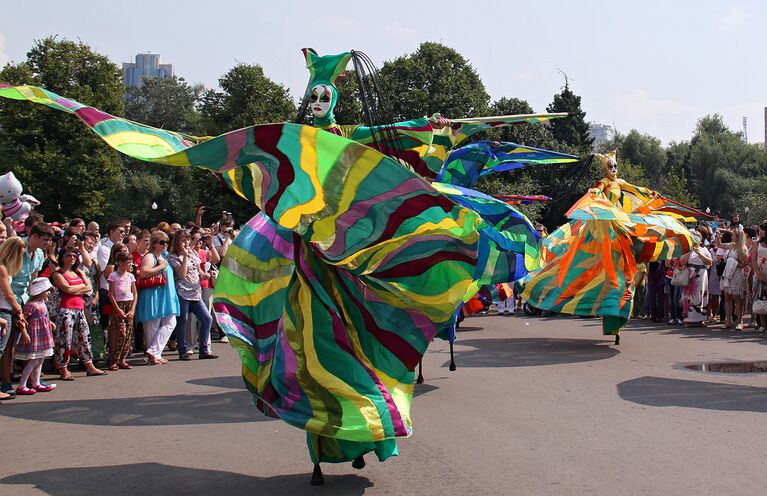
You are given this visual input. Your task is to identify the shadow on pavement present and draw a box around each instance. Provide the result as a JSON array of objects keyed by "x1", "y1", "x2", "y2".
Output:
[
  {"x1": 618, "y1": 376, "x2": 767, "y2": 413},
  {"x1": 0, "y1": 390, "x2": 274, "y2": 426},
  {"x1": 413, "y1": 383, "x2": 439, "y2": 397},
  {"x1": 189, "y1": 375, "x2": 439, "y2": 398},
  {"x1": 447, "y1": 338, "x2": 618, "y2": 368},
  {"x1": 188, "y1": 375, "x2": 245, "y2": 389},
  {"x1": 456, "y1": 326, "x2": 484, "y2": 332},
  {"x1": 0, "y1": 463, "x2": 372, "y2": 495}
]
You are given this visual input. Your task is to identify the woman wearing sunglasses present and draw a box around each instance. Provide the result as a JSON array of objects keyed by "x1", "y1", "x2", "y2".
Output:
[{"x1": 135, "y1": 231, "x2": 179, "y2": 365}]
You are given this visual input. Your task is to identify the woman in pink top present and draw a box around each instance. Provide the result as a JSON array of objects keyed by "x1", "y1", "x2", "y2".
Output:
[{"x1": 52, "y1": 247, "x2": 105, "y2": 380}]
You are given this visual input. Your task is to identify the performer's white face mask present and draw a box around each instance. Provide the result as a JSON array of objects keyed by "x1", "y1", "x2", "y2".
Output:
[
  {"x1": 606, "y1": 159, "x2": 618, "y2": 179},
  {"x1": 310, "y1": 84, "x2": 333, "y2": 118}
]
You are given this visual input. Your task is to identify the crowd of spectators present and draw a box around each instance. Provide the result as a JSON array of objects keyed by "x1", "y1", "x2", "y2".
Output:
[
  {"x1": 632, "y1": 212, "x2": 767, "y2": 331},
  {"x1": 0, "y1": 206, "x2": 239, "y2": 400}
]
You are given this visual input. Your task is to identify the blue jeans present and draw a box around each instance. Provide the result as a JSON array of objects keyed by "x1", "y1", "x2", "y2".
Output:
[
  {"x1": 174, "y1": 298, "x2": 212, "y2": 355},
  {"x1": 668, "y1": 284, "x2": 682, "y2": 321}
]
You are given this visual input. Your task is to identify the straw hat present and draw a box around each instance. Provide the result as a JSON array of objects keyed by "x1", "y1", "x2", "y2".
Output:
[{"x1": 29, "y1": 277, "x2": 53, "y2": 297}]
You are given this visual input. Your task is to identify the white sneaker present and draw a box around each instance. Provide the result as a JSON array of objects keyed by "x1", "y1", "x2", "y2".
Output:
[{"x1": 220, "y1": 336, "x2": 229, "y2": 343}]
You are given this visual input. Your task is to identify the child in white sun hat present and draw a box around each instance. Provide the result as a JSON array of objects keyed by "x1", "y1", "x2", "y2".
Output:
[{"x1": 15, "y1": 277, "x2": 56, "y2": 395}]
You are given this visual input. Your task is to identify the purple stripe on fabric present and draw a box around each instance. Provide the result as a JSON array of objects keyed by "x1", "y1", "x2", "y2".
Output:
[
  {"x1": 326, "y1": 177, "x2": 431, "y2": 257},
  {"x1": 276, "y1": 321, "x2": 302, "y2": 410},
  {"x1": 328, "y1": 308, "x2": 408, "y2": 437},
  {"x1": 221, "y1": 129, "x2": 249, "y2": 171},
  {"x1": 74, "y1": 107, "x2": 113, "y2": 126},
  {"x1": 376, "y1": 233, "x2": 461, "y2": 272},
  {"x1": 342, "y1": 271, "x2": 438, "y2": 341},
  {"x1": 294, "y1": 247, "x2": 411, "y2": 437},
  {"x1": 214, "y1": 302, "x2": 258, "y2": 335},
  {"x1": 53, "y1": 97, "x2": 81, "y2": 111},
  {"x1": 213, "y1": 309, "x2": 257, "y2": 345},
  {"x1": 249, "y1": 214, "x2": 294, "y2": 258}
]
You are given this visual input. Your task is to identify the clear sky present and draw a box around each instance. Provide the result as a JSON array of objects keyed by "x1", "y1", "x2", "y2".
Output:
[{"x1": 1, "y1": 0, "x2": 764, "y2": 144}]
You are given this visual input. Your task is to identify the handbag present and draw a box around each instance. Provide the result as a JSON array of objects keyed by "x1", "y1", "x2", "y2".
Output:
[
  {"x1": 753, "y1": 299, "x2": 767, "y2": 315},
  {"x1": 137, "y1": 254, "x2": 167, "y2": 290},
  {"x1": 671, "y1": 267, "x2": 689, "y2": 287},
  {"x1": 716, "y1": 258, "x2": 727, "y2": 277}
]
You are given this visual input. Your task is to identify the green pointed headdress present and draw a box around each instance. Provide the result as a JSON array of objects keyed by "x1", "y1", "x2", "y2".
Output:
[{"x1": 301, "y1": 48, "x2": 352, "y2": 127}]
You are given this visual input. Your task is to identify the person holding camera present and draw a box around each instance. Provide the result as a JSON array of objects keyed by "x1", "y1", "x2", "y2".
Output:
[
  {"x1": 195, "y1": 228, "x2": 222, "y2": 343},
  {"x1": 168, "y1": 230, "x2": 217, "y2": 360},
  {"x1": 212, "y1": 216, "x2": 238, "y2": 259}
]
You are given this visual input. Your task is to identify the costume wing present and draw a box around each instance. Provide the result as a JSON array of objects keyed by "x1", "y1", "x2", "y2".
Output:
[
  {"x1": 424, "y1": 113, "x2": 569, "y2": 176},
  {"x1": 432, "y1": 182, "x2": 540, "y2": 285},
  {"x1": 436, "y1": 140, "x2": 578, "y2": 188},
  {"x1": 523, "y1": 186, "x2": 699, "y2": 328}
]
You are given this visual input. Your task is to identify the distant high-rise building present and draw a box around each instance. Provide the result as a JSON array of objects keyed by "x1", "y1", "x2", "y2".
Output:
[
  {"x1": 123, "y1": 53, "x2": 174, "y2": 87},
  {"x1": 588, "y1": 122, "x2": 611, "y2": 151}
]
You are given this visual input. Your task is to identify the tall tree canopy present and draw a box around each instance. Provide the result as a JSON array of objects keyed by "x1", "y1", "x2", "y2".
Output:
[
  {"x1": 199, "y1": 63, "x2": 295, "y2": 135},
  {"x1": 0, "y1": 37, "x2": 124, "y2": 219},
  {"x1": 378, "y1": 42, "x2": 490, "y2": 121},
  {"x1": 546, "y1": 83, "x2": 594, "y2": 154}
]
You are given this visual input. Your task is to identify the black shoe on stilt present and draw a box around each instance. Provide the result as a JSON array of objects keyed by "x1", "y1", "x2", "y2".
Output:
[
  {"x1": 311, "y1": 464, "x2": 324, "y2": 486},
  {"x1": 352, "y1": 455, "x2": 366, "y2": 470},
  {"x1": 449, "y1": 341, "x2": 457, "y2": 371},
  {"x1": 416, "y1": 359, "x2": 424, "y2": 384},
  {"x1": 614, "y1": 334, "x2": 620, "y2": 345}
]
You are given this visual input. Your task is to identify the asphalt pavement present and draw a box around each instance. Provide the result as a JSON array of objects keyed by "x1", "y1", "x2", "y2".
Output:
[{"x1": 1, "y1": 312, "x2": 766, "y2": 495}]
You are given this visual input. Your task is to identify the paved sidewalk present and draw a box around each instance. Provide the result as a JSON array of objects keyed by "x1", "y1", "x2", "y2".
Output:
[{"x1": 1, "y1": 313, "x2": 766, "y2": 495}]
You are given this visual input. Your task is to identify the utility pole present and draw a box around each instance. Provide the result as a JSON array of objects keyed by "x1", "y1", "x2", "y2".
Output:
[{"x1": 742, "y1": 116, "x2": 748, "y2": 143}]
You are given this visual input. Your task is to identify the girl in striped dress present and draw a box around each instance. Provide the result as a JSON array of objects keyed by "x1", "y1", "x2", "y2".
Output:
[{"x1": 15, "y1": 277, "x2": 56, "y2": 395}]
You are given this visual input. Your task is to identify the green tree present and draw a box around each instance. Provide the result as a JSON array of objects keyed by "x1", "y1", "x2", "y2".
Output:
[
  {"x1": 546, "y1": 82, "x2": 594, "y2": 153},
  {"x1": 378, "y1": 42, "x2": 490, "y2": 121},
  {"x1": 199, "y1": 63, "x2": 295, "y2": 135},
  {"x1": 619, "y1": 130, "x2": 666, "y2": 184},
  {"x1": 486, "y1": 97, "x2": 559, "y2": 149},
  {"x1": 685, "y1": 115, "x2": 763, "y2": 218},
  {"x1": 0, "y1": 37, "x2": 124, "y2": 220},
  {"x1": 476, "y1": 97, "x2": 595, "y2": 229},
  {"x1": 125, "y1": 76, "x2": 204, "y2": 134},
  {"x1": 333, "y1": 69, "x2": 363, "y2": 125}
]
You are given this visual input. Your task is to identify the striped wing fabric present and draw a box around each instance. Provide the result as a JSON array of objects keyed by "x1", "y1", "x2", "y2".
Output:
[
  {"x1": 436, "y1": 140, "x2": 578, "y2": 188},
  {"x1": 0, "y1": 84, "x2": 481, "y2": 463},
  {"x1": 424, "y1": 113, "x2": 569, "y2": 176}
]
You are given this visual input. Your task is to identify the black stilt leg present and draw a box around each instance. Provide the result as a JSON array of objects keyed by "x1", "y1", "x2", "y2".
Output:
[
  {"x1": 416, "y1": 359, "x2": 424, "y2": 384},
  {"x1": 449, "y1": 341, "x2": 456, "y2": 371},
  {"x1": 311, "y1": 464, "x2": 325, "y2": 486},
  {"x1": 614, "y1": 334, "x2": 620, "y2": 345},
  {"x1": 352, "y1": 455, "x2": 366, "y2": 470}
]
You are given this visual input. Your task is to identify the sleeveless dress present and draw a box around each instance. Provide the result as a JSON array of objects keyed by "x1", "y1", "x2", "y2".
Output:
[
  {"x1": 682, "y1": 249, "x2": 709, "y2": 324},
  {"x1": 136, "y1": 253, "x2": 179, "y2": 323},
  {"x1": 753, "y1": 244, "x2": 767, "y2": 314}
]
